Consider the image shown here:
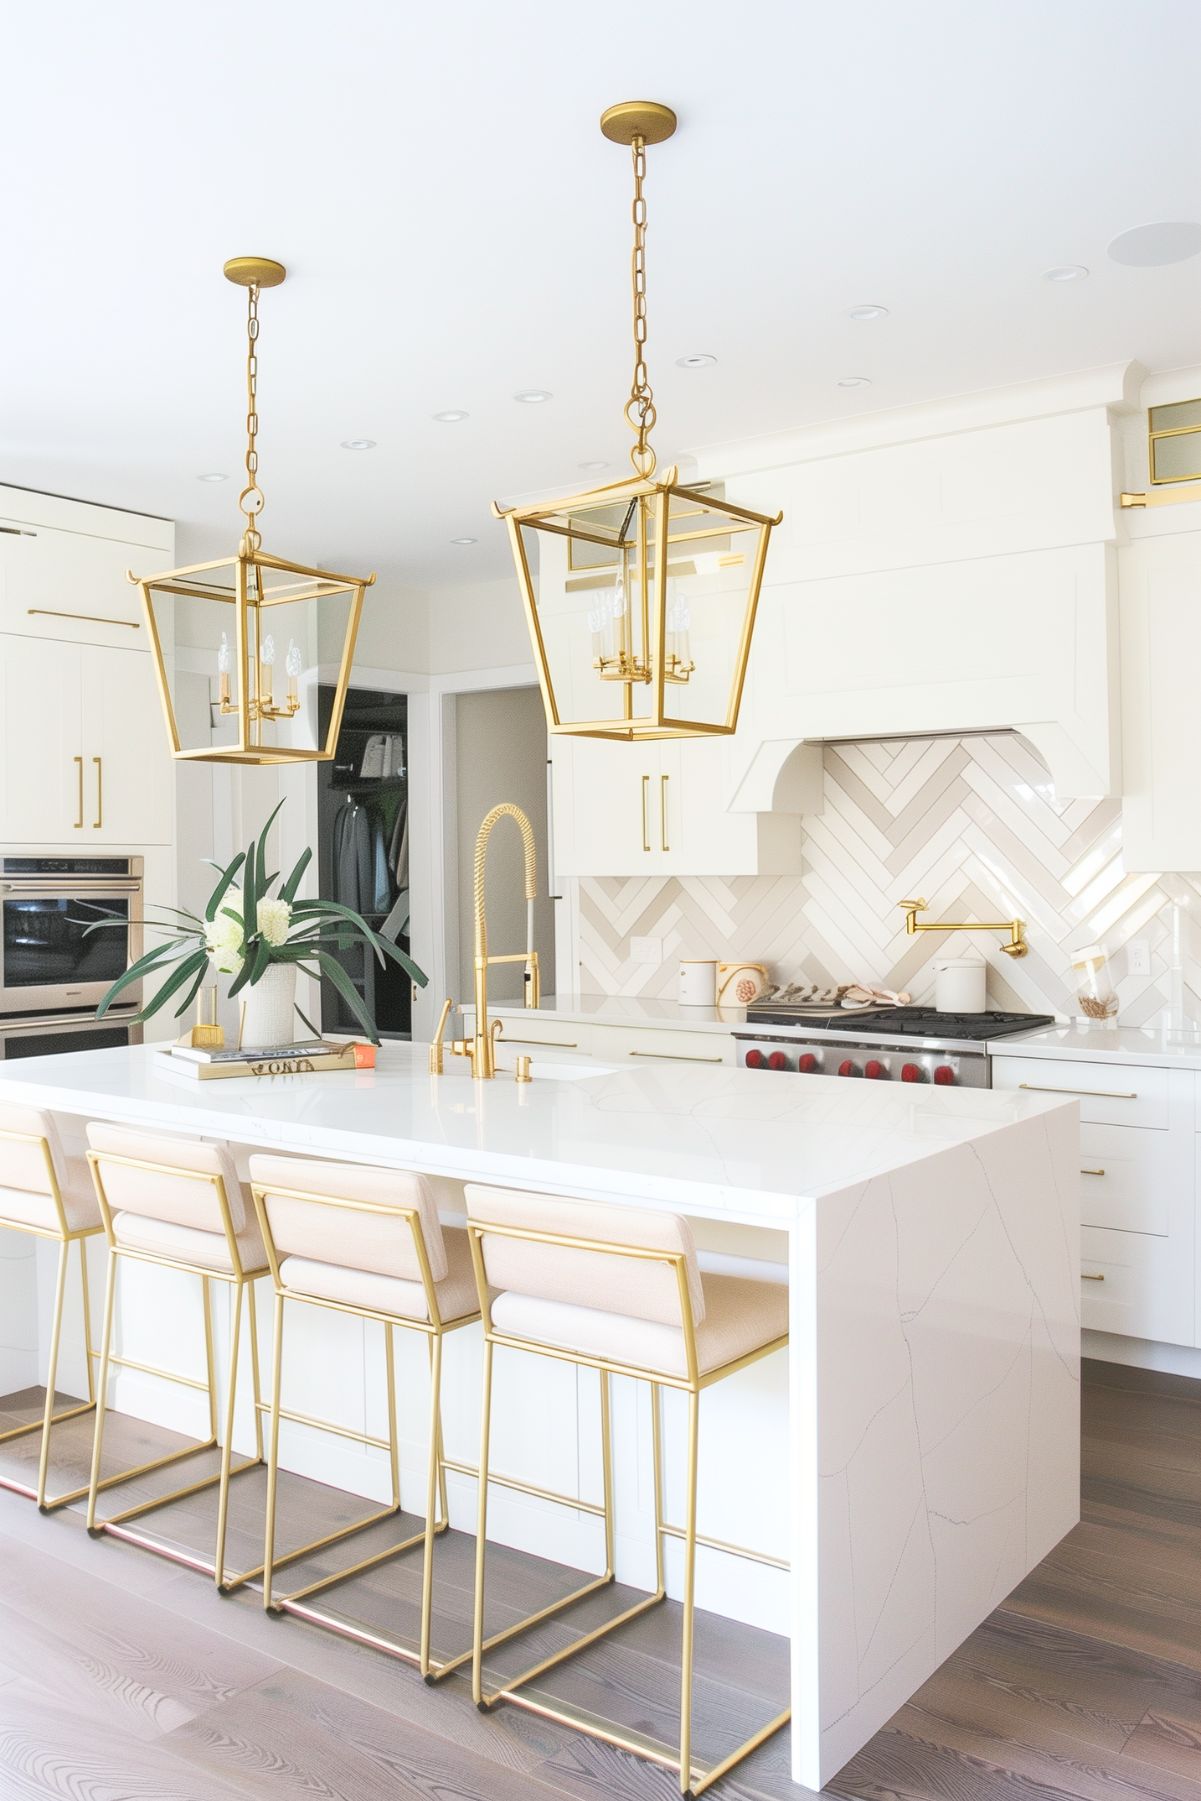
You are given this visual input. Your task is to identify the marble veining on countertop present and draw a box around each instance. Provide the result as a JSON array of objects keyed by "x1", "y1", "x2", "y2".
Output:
[{"x1": 990, "y1": 1022, "x2": 1201, "y2": 1070}]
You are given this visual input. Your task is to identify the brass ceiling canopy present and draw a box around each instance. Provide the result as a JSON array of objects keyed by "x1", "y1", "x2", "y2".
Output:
[
  {"x1": 494, "y1": 102, "x2": 781, "y2": 742},
  {"x1": 131, "y1": 259, "x2": 375, "y2": 765}
]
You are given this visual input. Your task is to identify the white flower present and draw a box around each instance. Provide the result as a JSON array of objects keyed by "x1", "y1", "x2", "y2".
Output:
[
  {"x1": 205, "y1": 891, "x2": 244, "y2": 974},
  {"x1": 256, "y1": 896, "x2": 292, "y2": 947}
]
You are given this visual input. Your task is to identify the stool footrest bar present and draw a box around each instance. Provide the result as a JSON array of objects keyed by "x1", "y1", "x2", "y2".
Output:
[
  {"x1": 253, "y1": 1398, "x2": 392, "y2": 1451},
  {"x1": 440, "y1": 1456, "x2": 606, "y2": 1518},
  {"x1": 659, "y1": 1519, "x2": 790, "y2": 1570},
  {"x1": 105, "y1": 1352, "x2": 212, "y2": 1393}
]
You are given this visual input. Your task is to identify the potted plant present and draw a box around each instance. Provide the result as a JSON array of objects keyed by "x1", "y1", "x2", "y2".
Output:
[{"x1": 91, "y1": 802, "x2": 425, "y2": 1047}]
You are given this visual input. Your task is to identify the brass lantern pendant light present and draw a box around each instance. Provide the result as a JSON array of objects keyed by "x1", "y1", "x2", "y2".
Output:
[
  {"x1": 494, "y1": 102, "x2": 782, "y2": 742},
  {"x1": 132, "y1": 258, "x2": 376, "y2": 765}
]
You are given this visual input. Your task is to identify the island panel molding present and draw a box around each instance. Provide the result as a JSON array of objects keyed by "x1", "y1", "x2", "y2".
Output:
[{"x1": 578, "y1": 730, "x2": 1200, "y2": 1023}]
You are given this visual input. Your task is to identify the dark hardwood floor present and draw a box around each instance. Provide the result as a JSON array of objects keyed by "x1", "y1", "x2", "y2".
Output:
[{"x1": 0, "y1": 1358, "x2": 1199, "y2": 1799}]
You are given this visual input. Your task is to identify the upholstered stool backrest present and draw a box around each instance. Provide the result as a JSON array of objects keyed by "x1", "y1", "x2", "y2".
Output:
[
  {"x1": 0, "y1": 1100, "x2": 68, "y2": 1201},
  {"x1": 87, "y1": 1122, "x2": 246, "y2": 1235},
  {"x1": 249, "y1": 1155, "x2": 451, "y2": 1285},
  {"x1": 464, "y1": 1185, "x2": 705, "y2": 1327}
]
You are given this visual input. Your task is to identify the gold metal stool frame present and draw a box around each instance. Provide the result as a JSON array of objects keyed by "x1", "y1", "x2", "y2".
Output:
[
  {"x1": 467, "y1": 1217, "x2": 791, "y2": 1801},
  {"x1": 252, "y1": 1178, "x2": 483, "y2": 1678},
  {"x1": 0, "y1": 1125, "x2": 102, "y2": 1511},
  {"x1": 85, "y1": 1148, "x2": 271, "y2": 1591}
]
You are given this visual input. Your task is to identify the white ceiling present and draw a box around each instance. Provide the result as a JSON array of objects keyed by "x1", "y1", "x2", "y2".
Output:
[{"x1": 3, "y1": 0, "x2": 1200, "y2": 588}]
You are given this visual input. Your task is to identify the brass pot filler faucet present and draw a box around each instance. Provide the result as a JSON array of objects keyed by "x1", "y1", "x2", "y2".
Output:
[
  {"x1": 430, "y1": 803, "x2": 542, "y2": 1081},
  {"x1": 898, "y1": 897, "x2": 1027, "y2": 958}
]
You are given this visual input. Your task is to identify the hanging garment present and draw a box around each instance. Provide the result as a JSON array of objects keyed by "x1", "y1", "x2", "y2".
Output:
[
  {"x1": 388, "y1": 800, "x2": 409, "y2": 889},
  {"x1": 332, "y1": 799, "x2": 372, "y2": 912},
  {"x1": 359, "y1": 734, "x2": 388, "y2": 779},
  {"x1": 371, "y1": 815, "x2": 392, "y2": 913}
]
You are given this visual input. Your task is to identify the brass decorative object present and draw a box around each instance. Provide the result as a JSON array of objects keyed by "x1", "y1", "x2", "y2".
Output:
[
  {"x1": 131, "y1": 258, "x2": 376, "y2": 765},
  {"x1": 494, "y1": 104, "x2": 781, "y2": 741},
  {"x1": 190, "y1": 984, "x2": 225, "y2": 1051},
  {"x1": 899, "y1": 897, "x2": 1027, "y2": 958}
]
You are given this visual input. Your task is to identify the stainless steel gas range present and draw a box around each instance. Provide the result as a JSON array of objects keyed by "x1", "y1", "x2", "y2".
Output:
[{"x1": 733, "y1": 1005, "x2": 1055, "y2": 1088}]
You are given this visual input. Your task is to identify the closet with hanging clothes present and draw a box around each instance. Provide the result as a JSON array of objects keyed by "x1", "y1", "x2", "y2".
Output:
[{"x1": 316, "y1": 685, "x2": 412, "y2": 1038}]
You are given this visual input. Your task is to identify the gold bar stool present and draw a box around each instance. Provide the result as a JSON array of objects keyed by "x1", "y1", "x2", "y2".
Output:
[
  {"x1": 0, "y1": 1102, "x2": 103, "y2": 1510},
  {"x1": 85, "y1": 1123, "x2": 268, "y2": 1589},
  {"x1": 465, "y1": 1184, "x2": 791, "y2": 1801},
  {"x1": 249, "y1": 1155, "x2": 480, "y2": 1678}
]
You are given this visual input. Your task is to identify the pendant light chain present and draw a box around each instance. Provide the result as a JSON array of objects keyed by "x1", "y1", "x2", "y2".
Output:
[
  {"x1": 626, "y1": 135, "x2": 658, "y2": 479},
  {"x1": 239, "y1": 282, "x2": 265, "y2": 554}
]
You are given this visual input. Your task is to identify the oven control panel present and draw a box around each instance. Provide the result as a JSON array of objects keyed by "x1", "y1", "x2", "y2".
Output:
[{"x1": 737, "y1": 1038, "x2": 987, "y2": 1088}]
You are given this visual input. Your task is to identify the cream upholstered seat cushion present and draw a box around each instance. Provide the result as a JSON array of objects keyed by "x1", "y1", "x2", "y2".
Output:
[
  {"x1": 278, "y1": 1225, "x2": 479, "y2": 1324},
  {"x1": 490, "y1": 1270, "x2": 788, "y2": 1379},
  {"x1": 112, "y1": 1209, "x2": 269, "y2": 1276},
  {"x1": 0, "y1": 1101, "x2": 101, "y2": 1235},
  {"x1": 249, "y1": 1154, "x2": 456, "y2": 1287},
  {"x1": 88, "y1": 1122, "x2": 266, "y2": 1274}
]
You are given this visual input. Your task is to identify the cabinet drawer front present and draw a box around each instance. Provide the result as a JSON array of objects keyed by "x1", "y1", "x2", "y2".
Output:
[
  {"x1": 590, "y1": 1023, "x2": 733, "y2": 1066},
  {"x1": 1077, "y1": 1124, "x2": 1171, "y2": 1235},
  {"x1": 485, "y1": 1015, "x2": 592, "y2": 1055},
  {"x1": 0, "y1": 524, "x2": 148, "y2": 648},
  {"x1": 1080, "y1": 1224, "x2": 1193, "y2": 1345},
  {"x1": 991, "y1": 1056, "x2": 1168, "y2": 1128}
]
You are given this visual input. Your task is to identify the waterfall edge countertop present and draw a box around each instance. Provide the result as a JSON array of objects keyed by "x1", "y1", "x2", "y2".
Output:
[
  {"x1": 0, "y1": 1041, "x2": 1080, "y2": 1791},
  {"x1": 0, "y1": 1039, "x2": 1073, "y2": 1220}
]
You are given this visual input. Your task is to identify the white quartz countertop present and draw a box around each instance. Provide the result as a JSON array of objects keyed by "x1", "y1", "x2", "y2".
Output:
[
  {"x1": 0, "y1": 1041, "x2": 1071, "y2": 1226},
  {"x1": 990, "y1": 1023, "x2": 1201, "y2": 1070},
  {"x1": 460, "y1": 992, "x2": 747, "y2": 1035}
]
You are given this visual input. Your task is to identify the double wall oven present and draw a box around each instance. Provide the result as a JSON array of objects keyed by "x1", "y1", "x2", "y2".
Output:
[{"x1": 0, "y1": 857, "x2": 144, "y2": 1059}]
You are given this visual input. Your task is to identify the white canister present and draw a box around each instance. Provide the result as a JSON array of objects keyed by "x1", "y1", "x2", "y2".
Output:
[
  {"x1": 678, "y1": 959, "x2": 718, "y2": 1006},
  {"x1": 934, "y1": 956, "x2": 987, "y2": 1013}
]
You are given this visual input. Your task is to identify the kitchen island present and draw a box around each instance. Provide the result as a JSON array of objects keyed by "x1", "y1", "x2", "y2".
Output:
[{"x1": 0, "y1": 1041, "x2": 1079, "y2": 1789}]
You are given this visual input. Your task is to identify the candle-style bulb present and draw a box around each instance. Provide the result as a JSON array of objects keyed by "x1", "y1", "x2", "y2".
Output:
[
  {"x1": 217, "y1": 631, "x2": 231, "y2": 675},
  {"x1": 260, "y1": 633, "x2": 276, "y2": 668},
  {"x1": 285, "y1": 639, "x2": 302, "y2": 679}
]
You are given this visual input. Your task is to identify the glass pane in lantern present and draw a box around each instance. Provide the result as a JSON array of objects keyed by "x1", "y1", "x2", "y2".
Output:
[{"x1": 657, "y1": 488, "x2": 767, "y2": 731}]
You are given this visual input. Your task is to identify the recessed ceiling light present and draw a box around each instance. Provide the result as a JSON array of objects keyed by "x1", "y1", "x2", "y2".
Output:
[
  {"x1": 1042, "y1": 264, "x2": 1089, "y2": 283},
  {"x1": 514, "y1": 389, "x2": 553, "y2": 404},
  {"x1": 432, "y1": 410, "x2": 469, "y2": 423},
  {"x1": 578, "y1": 459, "x2": 610, "y2": 471},
  {"x1": 340, "y1": 438, "x2": 377, "y2": 450},
  {"x1": 197, "y1": 471, "x2": 228, "y2": 482},
  {"x1": 837, "y1": 375, "x2": 872, "y2": 388},
  {"x1": 675, "y1": 352, "x2": 717, "y2": 368},
  {"x1": 847, "y1": 304, "x2": 889, "y2": 321},
  {"x1": 1108, "y1": 221, "x2": 1201, "y2": 267},
  {"x1": 450, "y1": 535, "x2": 478, "y2": 546}
]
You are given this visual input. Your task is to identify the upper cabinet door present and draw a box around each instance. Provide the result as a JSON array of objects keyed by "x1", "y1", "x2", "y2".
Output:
[
  {"x1": 0, "y1": 634, "x2": 84, "y2": 842},
  {"x1": 81, "y1": 643, "x2": 174, "y2": 845},
  {"x1": 0, "y1": 520, "x2": 149, "y2": 648},
  {"x1": 556, "y1": 737, "x2": 667, "y2": 877}
]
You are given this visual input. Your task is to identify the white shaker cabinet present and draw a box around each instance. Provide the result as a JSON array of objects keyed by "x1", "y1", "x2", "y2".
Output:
[
  {"x1": 0, "y1": 635, "x2": 172, "y2": 845},
  {"x1": 552, "y1": 734, "x2": 801, "y2": 878},
  {"x1": 1119, "y1": 520, "x2": 1201, "y2": 873},
  {"x1": 0, "y1": 518, "x2": 147, "y2": 648}
]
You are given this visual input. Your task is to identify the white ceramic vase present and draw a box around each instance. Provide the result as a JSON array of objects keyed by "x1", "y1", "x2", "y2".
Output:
[{"x1": 239, "y1": 961, "x2": 298, "y2": 1051}]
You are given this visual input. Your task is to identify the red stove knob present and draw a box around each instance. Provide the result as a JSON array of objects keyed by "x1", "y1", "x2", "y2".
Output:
[
  {"x1": 933, "y1": 1064, "x2": 956, "y2": 1086},
  {"x1": 767, "y1": 1050, "x2": 790, "y2": 1071},
  {"x1": 864, "y1": 1059, "x2": 887, "y2": 1080},
  {"x1": 838, "y1": 1059, "x2": 860, "y2": 1077},
  {"x1": 745, "y1": 1048, "x2": 765, "y2": 1069},
  {"x1": 797, "y1": 1053, "x2": 818, "y2": 1073},
  {"x1": 900, "y1": 1062, "x2": 924, "y2": 1083}
]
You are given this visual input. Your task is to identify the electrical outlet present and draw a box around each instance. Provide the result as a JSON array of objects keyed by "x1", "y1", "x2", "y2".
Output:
[
  {"x1": 630, "y1": 935, "x2": 662, "y2": 965},
  {"x1": 1128, "y1": 938, "x2": 1151, "y2": 978}
]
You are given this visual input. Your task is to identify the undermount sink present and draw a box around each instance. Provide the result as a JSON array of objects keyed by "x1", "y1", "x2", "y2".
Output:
[{"x1": 498, "y1": 1059, "x2": 614, "y2": 1082}]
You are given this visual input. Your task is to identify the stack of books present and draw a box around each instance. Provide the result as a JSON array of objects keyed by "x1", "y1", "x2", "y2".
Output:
[{"x1": 158, "y1": 1040, "x2": 376, "y2": 1081}]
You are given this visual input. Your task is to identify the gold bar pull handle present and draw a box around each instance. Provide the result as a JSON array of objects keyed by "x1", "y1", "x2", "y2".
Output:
[
  {"x1": 1082, "y1": 1271, "x2": 1106, "y2": 1282},
  {"x1": 1018, "y1": 1082, "x2": 1138, "y2": 1101},
  {"x1": 93, "y1": 756, "x2": 103, "y2": 829},
  {"x1": 72, "y1": 756, "x2": 83, "y2": 829},
  {"x1": 641, "y1": 774, "x2": 651, "y2": 853},
  {"x1": 628, "y1": 1049, "x2": 722, "y2": 1064},
  {"x1": 660, "y1": 773, "x2": 669, "y2": 852},
  {"x1": 28, "y1": 608, "x2": 139, "y2": 630},
  {"x1": 1081, "y1": 1167, "x2": 1106, "y2": 1177}
]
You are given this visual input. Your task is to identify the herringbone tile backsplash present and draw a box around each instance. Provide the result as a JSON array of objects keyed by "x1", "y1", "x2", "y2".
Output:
[{"x1": 578, "y1": 733, "x2": 1201, "y2": 1024}]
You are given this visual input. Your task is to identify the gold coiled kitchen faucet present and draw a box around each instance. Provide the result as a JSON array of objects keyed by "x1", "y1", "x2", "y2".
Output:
[{"x1": 430, "y1": 803, "x2": 541, "y2": 1080}]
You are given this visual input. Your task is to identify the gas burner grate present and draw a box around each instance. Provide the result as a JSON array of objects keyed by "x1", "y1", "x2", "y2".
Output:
[{"x1": 744, "y1": 1005, "x2": 1054, "y2": 1042}]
